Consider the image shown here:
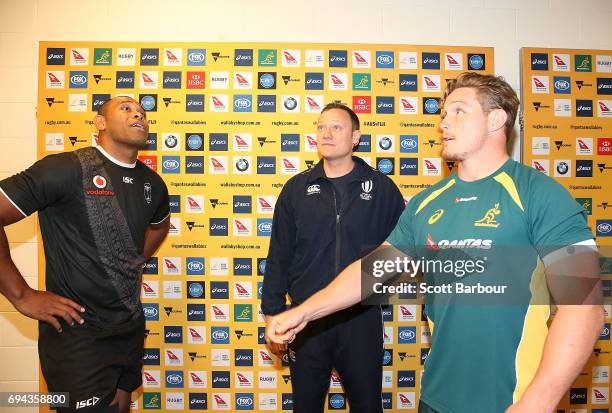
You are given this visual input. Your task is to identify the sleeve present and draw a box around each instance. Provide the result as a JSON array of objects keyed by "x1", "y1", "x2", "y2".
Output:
[
  {"x1": 386, "y1": 193, "x2": 419, "y2": 258},
  {"x1": 0, "y1": 154, "x2": 76, "y2": 216},
  {"x1": 261, "y1": 183, "x2": 296, "y2": 316},
  {"x1": 528, "y1": 174, "x2": 594, "y2": 259},
  {"x1": 150, "y1": 175, "x2": 170, "y2": 225}
]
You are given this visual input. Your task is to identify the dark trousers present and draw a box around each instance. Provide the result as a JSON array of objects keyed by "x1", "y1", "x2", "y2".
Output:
[{"x1": 288, "y1": 305, "x2": 383, "y2": 413}]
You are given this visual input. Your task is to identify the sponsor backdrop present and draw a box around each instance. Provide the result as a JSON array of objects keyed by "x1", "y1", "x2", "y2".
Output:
[
  {"x1": 37, "y1": 41, "x2": 496, "y2": 412},
  {"x1": 521, "y1": 47, "x2": 612, "y2": 411}
]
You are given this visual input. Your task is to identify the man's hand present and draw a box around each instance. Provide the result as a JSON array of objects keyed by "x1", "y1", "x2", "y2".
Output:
[
  {"x1": 265, "y1": 307, "x2": 309, "y2": 345},
  {"x1": 264, "y1": 315, "x2": 288, "y2": 357},
  {"x1": 13, "y1": 288, "x2": 85, "y2": 332}
]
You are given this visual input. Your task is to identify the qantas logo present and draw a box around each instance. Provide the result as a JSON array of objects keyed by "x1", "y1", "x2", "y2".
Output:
[
  {"x1": 307, "y1": 97, "x2": 321, "y2": 111},
  {"x1": 330, "y1": 74, "x2": 344, "y2": 86},
  {"x1": 212, "y1": 306, "x2": 226, "y2": 316},
  {"x1": 165, "y1": 50, "x2": 179, "y2": 63},
  {"x1": 427, "y1": 233, "x2": 492, "y2": 250},
  {"x1": 211, "y1": 96, "x2": 226, "y2": 110}
]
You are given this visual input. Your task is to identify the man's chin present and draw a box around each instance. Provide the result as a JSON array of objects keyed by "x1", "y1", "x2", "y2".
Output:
[{"x1": 441, "y1": 149, "x2": 466, "y2": 162}]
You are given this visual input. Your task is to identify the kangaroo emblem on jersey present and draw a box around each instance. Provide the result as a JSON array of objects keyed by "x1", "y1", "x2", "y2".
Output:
[{"x1": 474, "y1": 203, "x2": 501, "y2": 228}]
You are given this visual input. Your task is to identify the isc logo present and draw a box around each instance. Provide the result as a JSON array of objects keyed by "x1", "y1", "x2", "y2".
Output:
[{"x1": 76, "y1": 397, "x2": 100, "y2": 409}]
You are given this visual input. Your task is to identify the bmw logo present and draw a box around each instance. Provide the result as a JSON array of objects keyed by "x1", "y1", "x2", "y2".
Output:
[
  {"x1": 236, "y1": 158, "x2": 249, "y2": 172},
  {"x1": 165, "y1": 135, "x2": 178, "y2": 148},
  {"x1": 284, "y1": 97, "x2": 297, "y2": 110},
  {"x1": 556, "y1": 161, "x2": 568, "y2": 174},
  {"x1": 140, "y1": 95, "x2": 155, "y2": 111},
  {"x1": 379, "y1": 137, "x2": 392, "y2": 150},
  {"x1": 260, "y1": 73, "x2": 275, "y2": 88}
]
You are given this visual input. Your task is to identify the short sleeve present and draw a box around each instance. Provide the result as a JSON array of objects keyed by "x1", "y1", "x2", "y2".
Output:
[
  {"x1": 0, "y1": 153, "x2": 77, "y2": 216},
  {"x1": 528, "y1": 174, "x2": 594, "y2": 258}
]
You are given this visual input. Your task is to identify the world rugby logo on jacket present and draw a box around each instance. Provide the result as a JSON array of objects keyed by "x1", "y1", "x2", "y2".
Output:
[{"x1": 360, "y1": 180, "x2": 373, "y2": 200}]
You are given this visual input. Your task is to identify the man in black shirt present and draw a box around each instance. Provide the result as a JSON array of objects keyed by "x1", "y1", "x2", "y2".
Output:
[
  {"x1": 263, "y1": 103, "x2": 404, "y2": 412},
  {"x1": 0, "y1": 96, "x2": 170, "y2": 413}
]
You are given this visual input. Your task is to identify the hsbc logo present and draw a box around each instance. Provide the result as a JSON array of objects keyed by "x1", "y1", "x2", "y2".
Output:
[
  {"x1": 187, "y1": 71, "x2": 205, "y2": 88},
  {"x1": 352, "y1": 96, "x2": 371, "y2": 113},
  {"x1": 598, "y1": 138, "x2": 612, "y2": 155}
]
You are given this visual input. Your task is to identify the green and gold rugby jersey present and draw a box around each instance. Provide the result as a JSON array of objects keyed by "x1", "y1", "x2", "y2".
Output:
[{"x1": 387, "y1": 158, "x2": 593, "y2": 413}]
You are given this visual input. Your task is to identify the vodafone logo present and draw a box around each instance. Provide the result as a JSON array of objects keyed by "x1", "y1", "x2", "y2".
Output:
[{"x1": 93, "y1": 175, "x2": 107, "y2": 189}]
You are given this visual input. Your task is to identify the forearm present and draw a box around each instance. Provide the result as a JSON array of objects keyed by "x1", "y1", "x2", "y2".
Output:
[
  {"x1": 519, "y1": 304, "x2": 604, "y2": 411},
  {"x1": 143, "y1": 220, "x2": 169, "y2": 258},
  {"x1": 301, "y1": 258, "x2": 363, "y2": 322},
  {"x1": 0, "y1": 225, "x2": 32, "y2": 304}
]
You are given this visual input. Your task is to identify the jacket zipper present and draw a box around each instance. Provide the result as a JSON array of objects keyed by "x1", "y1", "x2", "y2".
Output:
[{"x1": 331, "y1": 186, "x2": 341, "y2": 275}]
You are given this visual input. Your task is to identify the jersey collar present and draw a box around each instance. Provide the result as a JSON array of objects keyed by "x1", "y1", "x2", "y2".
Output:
[{"x1": 95, "y1": 145, "x2": 137, "y2": 169}]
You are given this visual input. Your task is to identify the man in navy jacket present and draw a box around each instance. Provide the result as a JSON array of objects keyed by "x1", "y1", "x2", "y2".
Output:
[{"x1": 263, "y1": 103, "x2": 404, "y2": 413}]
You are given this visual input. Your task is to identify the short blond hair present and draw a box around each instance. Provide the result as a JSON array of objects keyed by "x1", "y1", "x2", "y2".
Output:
[{"x1": 443, "y1": 72, "x2": 519, "y2": 138}]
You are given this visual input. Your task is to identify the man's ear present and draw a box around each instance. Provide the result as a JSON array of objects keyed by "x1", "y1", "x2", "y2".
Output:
[
  {"x1": 94, "y1": 114, "x2": 106, "y2": 131},
  {"x1": 488, "y1": 108, "x2": 507, "y2": 134},
  {"x1": 352, "y1": 129, "x2": 361, "y2": 146}
]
